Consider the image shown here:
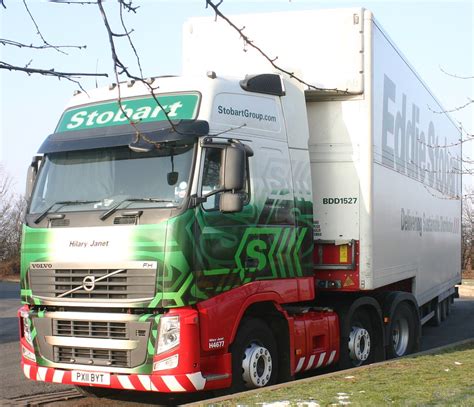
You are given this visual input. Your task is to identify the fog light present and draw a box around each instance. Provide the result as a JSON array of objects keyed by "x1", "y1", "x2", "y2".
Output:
[
  {"x1": 153, "y1": 354, "x2": 179, "y2": 371},
  {"x1": 22, "y1": 345, "x2": 36, "y2": 362}
]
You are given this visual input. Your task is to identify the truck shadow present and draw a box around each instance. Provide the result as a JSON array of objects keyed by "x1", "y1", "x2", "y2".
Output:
[{"x1": 100, "y1": 389, "x2": 217, "y2": 406}]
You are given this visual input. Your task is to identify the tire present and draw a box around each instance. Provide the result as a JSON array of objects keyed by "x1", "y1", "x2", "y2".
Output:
[
  {"x1": 429, "y1": 301, "x2": 442, "y2": 327},
  {"x1": 75, "y1": 386, "x2": 114, "y2": 398},
  {"x1": 230, "y1": 318, "x2": 278, "y2": 392},
  {"x1": 441, "y1": 300, "x2": 448, "y2": 321},
  {"x1": 338, "y1": 309, "x2": 378, "y2": 369},
  {"x1": 446, "y1": 298, "x2": 451, "y2": 316},
  {"x1": 387, "y1": 302, "x2": 417, "y2": 358}
]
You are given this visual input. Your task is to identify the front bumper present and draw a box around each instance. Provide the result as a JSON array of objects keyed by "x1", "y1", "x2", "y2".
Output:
[
  {"x1": 21, "y1": 360, "x2": 211, "y2": 392},
  {"x1": 18, "y1": 304, "x2": 232, "y2": 393}
]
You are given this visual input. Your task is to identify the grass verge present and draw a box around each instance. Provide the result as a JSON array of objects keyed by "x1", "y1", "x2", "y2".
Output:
[{"x1": 214, "y1": 343, "x2": 474, "y2": 406}]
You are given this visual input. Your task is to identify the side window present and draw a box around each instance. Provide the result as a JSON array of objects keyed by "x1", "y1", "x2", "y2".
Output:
[
  {"x1": 201, "y1": 148, "x2": 222, "y2": 210},
  {"x1": 201, "y1": 147, "x2": 250, "y2": 211}
]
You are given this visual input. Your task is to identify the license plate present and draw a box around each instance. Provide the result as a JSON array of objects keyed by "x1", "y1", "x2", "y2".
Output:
[{"x1": 71, "y1": 370, "x2": 110, "y2": 385}]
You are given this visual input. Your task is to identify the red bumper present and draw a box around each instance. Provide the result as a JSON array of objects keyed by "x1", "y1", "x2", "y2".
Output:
[{"x1": 21, "y1": 359, "x2": 228, "y2": 392}]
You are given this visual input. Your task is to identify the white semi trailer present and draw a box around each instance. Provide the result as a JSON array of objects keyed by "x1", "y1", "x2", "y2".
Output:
[
  {"x1": 183, "y1": 7, "x2": 462, "y2": 322},
  {"x1": 19, "y1": 8, "x2": 461, "y2": 395}
]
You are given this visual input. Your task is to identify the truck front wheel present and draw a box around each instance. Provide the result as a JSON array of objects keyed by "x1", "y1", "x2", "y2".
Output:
[
  {"x1": 387, "y1": 302, "x2": 416, "y2": 358},
  {"x1": 231, "y1": 318, "x2": 278, "y2": 392}
]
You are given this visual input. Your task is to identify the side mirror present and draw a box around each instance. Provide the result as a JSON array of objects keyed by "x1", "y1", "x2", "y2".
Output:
[
  {"x1": 219, "y1": 192, "x2": 243, "y2": 213},
  {"x1": 25, "y1": 155, "x2": 42, "y2": 202},
  {"x1": 221, "y1": 145, "x2": 246, "y2": 191}
]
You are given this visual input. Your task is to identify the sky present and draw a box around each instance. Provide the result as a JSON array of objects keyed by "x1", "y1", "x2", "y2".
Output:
[{"x1": 0, "y1": 0, "x2": 473, "y2": 196}]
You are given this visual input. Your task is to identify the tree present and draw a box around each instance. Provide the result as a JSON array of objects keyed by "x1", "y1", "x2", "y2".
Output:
[
  {"x1": 462, "y1": 187, "x2": 473, "y2": 273},
  {"x1": 0, "y1": 166, "x2": 26, "y2": 276}
]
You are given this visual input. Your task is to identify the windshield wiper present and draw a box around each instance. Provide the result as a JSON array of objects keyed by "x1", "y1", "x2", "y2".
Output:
[
  {"x1": 34, "y1": 200, "x2": 99, "y2": 224},
  {"x1": 100, "y1": 198, "x2": 175, "y2": 221}
]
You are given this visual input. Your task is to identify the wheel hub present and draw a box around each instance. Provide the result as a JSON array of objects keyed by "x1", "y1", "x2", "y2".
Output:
[
  {"x1": 241, "y1": 343, "x2": 272, "y2": 388},
  {"x1": 348, "y1": 326, "x2": 371, "y2": 363},
  {"x1": 392, "y1": 318, "x2": 409, "y2": 356}
]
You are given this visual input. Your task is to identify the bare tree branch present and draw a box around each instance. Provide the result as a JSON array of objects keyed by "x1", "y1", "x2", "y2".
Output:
[
  {"x1": 0, "y1": 38, "x2": 86, "y2": 51},
  {"x1": 1, "y1": 0, "x2": 108, "y2": 89},
  {"x1": 97, "y1": 0, "x2": 194, "y2": 148},
  {"x1": 119, "y1": 0, "x2": 139, "y2": 13},
  {"x1": 0, "y1": 61, "x2": 107, "y2": 78},
  {"x1": 440, "y1": 66, "x2": 474, "y2": 80},
  {"x1": 0, "y1": 61, "x2": 107, "y2": 92},
  {"x1": 119, "y1": 0, "x2": 143, "y2": 78},
  {"x1": 49, "y1": 0, "x2": 97, "y2": 4},
  {"x1": 23, "y1": 0, "x2": 70, "y2": 55},
  {"x1": 429, "y1": 98, "x2": 474, "y2": 115},
  {"x1": 417, "y1": 134, "x2": 473, "y2": 149}
]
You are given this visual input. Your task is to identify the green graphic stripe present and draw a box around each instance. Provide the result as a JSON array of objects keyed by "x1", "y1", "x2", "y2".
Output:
[{"x1": 21, "y1": 195, "x2": 314, "y2": 308}]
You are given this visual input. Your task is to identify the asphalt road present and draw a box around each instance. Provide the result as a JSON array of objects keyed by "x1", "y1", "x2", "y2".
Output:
[{"x1": 1, "y1": 281, "x2": 473, "y2": 406}]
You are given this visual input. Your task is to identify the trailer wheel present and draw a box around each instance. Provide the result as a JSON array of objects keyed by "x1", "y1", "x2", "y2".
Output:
[
  {"x1": 75, "y1": 386, "x2": 114, "y2": 398},
  {"x1": 446, "y1": 298, "x2": 451, "y2": 315},
  {"x1": 231, "y1": 318, "x2": 278, "y2": 392},
  {"x1": 387, "y1": 302, "x2": 416, "y2": 358},
  {"x1": 339, "y1": 309, "x2": 377, "y2": 368},
  {"x1": 441, "y1": 300, "x2": 448, "y2": 321},
  {"x1": 429, "y1": 301, "x2": 442, "y2": 327}
]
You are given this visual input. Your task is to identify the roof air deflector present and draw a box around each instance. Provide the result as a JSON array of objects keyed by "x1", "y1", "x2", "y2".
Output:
[{"x1": 240, "y1": 74, "x2": 285, "y2": 96}]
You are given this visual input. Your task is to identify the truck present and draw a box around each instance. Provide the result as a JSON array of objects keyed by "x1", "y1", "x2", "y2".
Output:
[{"x1": 19, "y1": 8, "x2": 461, "y2": 396}]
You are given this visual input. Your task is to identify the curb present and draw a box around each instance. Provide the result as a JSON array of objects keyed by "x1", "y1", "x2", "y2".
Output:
[
  {"x1": 183, "y1": 338, "x2": 474, "y2": 406},
  {"x1": 458, "y1": 285, "x2": 474, "y2": 297},
  {"x1": 0, "y1": 276, "x2": 20, "y2": 283}
]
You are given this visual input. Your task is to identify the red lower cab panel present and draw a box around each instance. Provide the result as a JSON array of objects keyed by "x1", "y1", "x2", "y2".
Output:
[{"x1": 19, "y1": 278, "x2": 340, "y2": 393}]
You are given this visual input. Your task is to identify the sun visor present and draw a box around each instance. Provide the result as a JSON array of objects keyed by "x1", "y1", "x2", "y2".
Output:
[{"x1": 38, "y1": 120, "x2": 209, "y2": 153}]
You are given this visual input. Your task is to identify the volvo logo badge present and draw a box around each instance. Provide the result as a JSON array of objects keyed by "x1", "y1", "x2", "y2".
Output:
[{"x1": 82, "y1": 275, "x2": 96, "y2": 292}]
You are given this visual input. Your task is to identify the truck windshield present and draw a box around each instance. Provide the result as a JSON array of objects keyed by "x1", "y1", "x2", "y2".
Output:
[{"x1": 29, "y1": 144, "x2": 194, "y2": 215}]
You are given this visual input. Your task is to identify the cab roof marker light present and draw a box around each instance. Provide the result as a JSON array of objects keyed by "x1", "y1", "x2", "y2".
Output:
[
  {"x1": 145, "y1": 77, "x2": 155, "y2": 85},
  {"x1": 127, "y1": 80, "x2": 136, "y2": 88},
  {"x1": 207, "y1": 71, "x2": 217, "y2": 79},
  {"x1": 73, "y1": 90, "x2": 82, "y2": 96},
  {"x1": 109, "y1": 83, "x2": 117, "y2": 91}
]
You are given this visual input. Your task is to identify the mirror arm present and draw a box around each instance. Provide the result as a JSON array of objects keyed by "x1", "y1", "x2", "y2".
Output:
[
  {"x1": 190, "y1": 195, "x2": 207, "y2": 206},
  {"x1": 191, "y1": 186, "x2": 236, "y2": 207}
]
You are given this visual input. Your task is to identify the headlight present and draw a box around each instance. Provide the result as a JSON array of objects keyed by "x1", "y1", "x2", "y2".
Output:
[{"x1": 157, "y1": 315, "x2": 180, "y2": 354}]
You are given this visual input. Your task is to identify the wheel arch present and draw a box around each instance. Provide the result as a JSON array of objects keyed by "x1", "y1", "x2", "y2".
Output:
[
  {"x1": 334, "y1": 295, "x2": 386, "y2": 367},
  {"x1": 230, "y1": 299, "x2": 292, "y2": 384},
  {"x1": 341, "y1": 296, "x2": 386, "y2": 348}
]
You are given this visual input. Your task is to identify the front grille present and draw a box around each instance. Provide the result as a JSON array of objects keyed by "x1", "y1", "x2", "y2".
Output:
[
  {"x1": 54, "y1": 346, "x2": 130, "y2": 368},
  {"x1": 113, "y1": 217, "x2": 137, "y2": 225},
  {"x1": 34, "y1": 314, "x2": 152, "y2": 370},
  {"x1": 54, "y1": 320, "x2": 127, "y2": 339},
  {"x1": 50, "y1": 218, "x2": 70, "y2": 227},
  {"x1": 29, "y1": 267, "x2": 156, "y2": 301}
]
